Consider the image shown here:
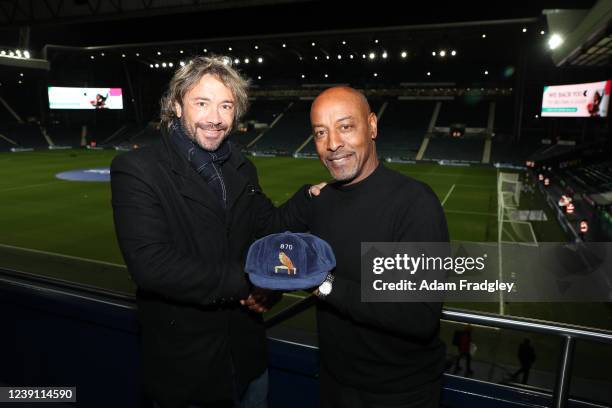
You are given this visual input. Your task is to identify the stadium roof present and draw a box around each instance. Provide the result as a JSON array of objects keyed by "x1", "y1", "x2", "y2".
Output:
[{"x1": 0, "y1": 1, "x2": 607, "y2": 92}]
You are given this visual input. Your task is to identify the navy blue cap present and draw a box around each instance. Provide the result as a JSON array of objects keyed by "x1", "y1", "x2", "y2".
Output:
[{"x1": 245, "y1": 231, "x2": 336, "y2": 290}]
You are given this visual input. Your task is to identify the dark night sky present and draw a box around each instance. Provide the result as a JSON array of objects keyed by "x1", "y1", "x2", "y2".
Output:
[{"x1": 0, "y1": 1, "x2": 597, "y2": 49}]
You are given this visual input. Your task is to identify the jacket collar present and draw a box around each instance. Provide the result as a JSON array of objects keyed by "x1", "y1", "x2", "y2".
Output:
[{"x1": 158, "y1": 126, "x2": 248, "y2": 214}]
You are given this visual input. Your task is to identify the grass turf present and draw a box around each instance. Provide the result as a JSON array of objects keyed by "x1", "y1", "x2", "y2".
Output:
[{"x1": 1, "y1": 149, "x2": 611, "y2": 387}]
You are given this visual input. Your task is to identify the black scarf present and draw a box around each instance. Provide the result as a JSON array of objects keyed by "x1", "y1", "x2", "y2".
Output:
[{"x1": 170, "y1": 120, "x2": 232, "y2": 209}]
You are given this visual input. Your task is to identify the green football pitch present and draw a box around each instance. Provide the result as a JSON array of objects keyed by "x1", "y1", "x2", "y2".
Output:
[
  {"x1": 1, "y1": 149, "x2": 611, "y2": 386},
  {"x1": 0, "y1": 149, "x2": 605, "y2": 327}
]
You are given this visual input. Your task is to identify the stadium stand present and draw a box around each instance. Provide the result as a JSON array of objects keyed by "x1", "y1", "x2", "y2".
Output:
[
  {"x1": 231, "y1": 99, "x2": 290, "y2": 149},
  {"x1": 436, "y1": 98, "x2": 489, "y2": 128},
  {"x1": 249, "y1": 100, "x2": 311, "y2": 155},
  {"x1": 45, "y1": 124, "x2": 82, "y2": 147},
  {"x1": 0, "y1": 123, "x2": 47, "y2": 149},
  {"x1": 375, "y1": 100, "x2": 434, "y2": 159},
  {"x1": 564, "y1": 160, "x2": 612, "y2": 193},
  {"x1": 424, "y1": 136, "x2": 485, "y2": 162}
]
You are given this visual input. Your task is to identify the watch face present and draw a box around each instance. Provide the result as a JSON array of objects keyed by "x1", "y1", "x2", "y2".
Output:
[{"x1": 319, "y1": 281, "x2": 332, "y2": 295}]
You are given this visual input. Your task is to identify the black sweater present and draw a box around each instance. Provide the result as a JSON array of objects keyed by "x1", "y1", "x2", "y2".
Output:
[{"x1": 285, "y1": 163, "x2": 449, "y2": 392}]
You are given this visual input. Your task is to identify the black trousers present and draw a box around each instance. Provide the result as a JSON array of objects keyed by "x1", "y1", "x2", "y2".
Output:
[{"x1": 320, "y1": 366, "x2": 442, "y2": 408}]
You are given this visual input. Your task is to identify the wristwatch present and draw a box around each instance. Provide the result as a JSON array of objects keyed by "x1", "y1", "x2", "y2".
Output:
[{"x1": 316, "y1": 274, "x2": 334, "y2": 299}]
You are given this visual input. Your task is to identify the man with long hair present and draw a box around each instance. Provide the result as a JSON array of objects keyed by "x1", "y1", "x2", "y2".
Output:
[{"x1": 111, "y1": 56, "x2": 312, "y2": 408}]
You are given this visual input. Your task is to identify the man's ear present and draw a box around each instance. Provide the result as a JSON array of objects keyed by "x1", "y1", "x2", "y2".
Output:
[
  {"x1": 368, "y1": 112, "x2": 378, "y2": 140},
  {"x1": 174, "y1": 101, "x2": 182, "y2": 118}
]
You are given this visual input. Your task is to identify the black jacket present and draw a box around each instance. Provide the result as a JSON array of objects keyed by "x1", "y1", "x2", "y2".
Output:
[{"x1": 111, "y1": 130, "x2": 305, "y2": 407}]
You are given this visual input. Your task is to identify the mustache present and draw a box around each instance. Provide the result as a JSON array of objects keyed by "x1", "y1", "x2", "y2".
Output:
[
  {"x1": 326, "y1": 151, "x2": 354, "y2": 160},
  {"x1": 196, "y1": 122, "x2": 228, "y2": 131}
]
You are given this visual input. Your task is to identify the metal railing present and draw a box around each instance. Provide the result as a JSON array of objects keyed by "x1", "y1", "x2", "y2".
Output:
[
  {"x1": 2, "y1": 268, "x2": 611, "y2": 408},
  {"x1": 266, "y1": 295, "x2": 612, "y2": 408}
]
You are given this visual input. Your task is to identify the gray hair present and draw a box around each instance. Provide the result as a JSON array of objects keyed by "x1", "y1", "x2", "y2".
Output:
[{"x1": 160, "y1": 55, "x2": 250, "y2": 129}]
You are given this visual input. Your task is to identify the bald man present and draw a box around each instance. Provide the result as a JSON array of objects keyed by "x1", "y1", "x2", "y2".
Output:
[{"x1": 282, "y1": 87, "x2": 449, "y2": 407}]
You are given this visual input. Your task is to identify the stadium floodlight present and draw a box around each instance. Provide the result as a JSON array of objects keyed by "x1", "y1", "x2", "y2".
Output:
[
  {"x1": 401, "y1": 51, "x2": 407, "y2": 58},
  {"x1": 15, "y1": 50, "x2": 21, "y2": 57},
  {"x1": 362, "y1": 54, "x2": 366, "y2": 59},
  {"x1": 311, "y1": 42, "x2": 316, "y2": 46},
  {"x1": 325, "y1": 55, "x2": 330, "y2": 60},
  {"x1": 90, "y1": 55, "x2": 94, "y2": 59},
  {"x1": 162, "y1": 62, "x2": 167, "y2": 67},
  {"x1": 548, "y1": 33, "x2": 563, "y2": 50},
  {"x1": 0, "y1": 50, "x2": 5, "y2": 55},
  {"x1": 540, "y1": 30, "x2": 545, "y2": 35},
  {"x1": 100, "y1": 52, "x2": 105, "y2": 56},
  {"x1": 203, "y1": 49, "x2": 207, "y2": 53},
  {"x1": 522, "y1": 28, "x2": 527, "y2": 33},
  {"x1": 337, "y1": 54, "x2": 342, "y2": 60},
  {"x1": 451, "y1": 50, "x2": 456, "y2": 56},
  {"x1": 342, "y1": 41, "x2": 346, "y2": 45},
  {"x1": 9, "y1": 51, "x2": 15, "y2": 56},
  {"x1": 154, "y1": 63, "x2": 159, "y2": 68},
  {"x1": 484, "y1": 70, "x2": 489, "y2": 75},
  {"x1": 244, "y1": 58, "x2": 250, "y2": 63},
  {"x1": 254, "y1": 45, "x2": 259, "y2": 50},
  {"x1": 482, "y1": 34, "x2": 487, "y2": 38},
  {"x1": 282, "y1": 43, "x2": 286, "y2": 48},
  {"x1": 19, "y1": 73, "x2": 23, "y2": 77},
  {"x1": 427, "y1": 71, "x2": 431, "y2": 76},
  {"x1": 234, "y1": 58, "x2": 240, "y2": 64},
  {"x1": 382, "y1": 51, "x2": 388, "y2": 59},
  {"x1": 432, "y1": 51, "x2": 436, "y2": 56},
  {"x1": 439, "y1": 50, "x2": 446, "y2": 57},
  {"x1": 314, "y1": 56, "x2": 318, "y2": 60},
  {"x1": 228, "y1": 47, "x2": 232, "y2": 51},
  {"x1": 368, "y1": 52, "x2": 376, "y2": 60},
  {"x1": 168, "y1": 62, "x2": 173, "y2": 67},
  {"x1": 324, "y1": 74, "x2": 328, "y2": 78},
  {"x1": 257, "y1": 75, "x2": 262, "y2": 80},
  {"x1": 149, "y1": 64, "x2": 154, "y2": 68},
  {"x1": 135, "y1": 53, "x2": 140, "y2": 57},
  {"x1": 257, "y1": 57, "x2": 263, "y2": 63},
  {"x1": 301, "y1": 74, "x2": 305, "y2": 78},
  {"x1": 373, "y1": 72, "x2": 378, "y2": 77},
  {"x1": 374, "y1": 39, "x2": 379, "y2": 44},
  {"x1": 180, "y1": 50, "x2": 184, "y2": 54},
  {"x1": 180, "y1": 61, "x2": 185, "y2": 66},
  {"x1": 157, "y1": 51, "x2": 161, "y2": 55},
  {"x1": 121, "y1": 54, "x2": 126, "y2": 58},
  {"x1": 349, "y1": 54, "x2": 354, "y2": 59}
]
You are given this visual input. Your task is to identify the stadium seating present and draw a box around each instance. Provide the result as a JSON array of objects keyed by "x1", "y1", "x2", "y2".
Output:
[
  {"x1": 249, "y1": 100, "x2": 312, "y2": 155},
  {"x1": 230, "y1": 99, "x2": 290, "y2": 149},
  {"x1": 375, "y1": 100, "x2": 434, "y2": 159},
  {"x1": 0, "y1": 123, "x2": 47, "y2": 149},
  {"x1": 564, "y1": 161, "x2": 612, "y2": 193},
  {"x1": 436, "y1": 98, "x2": 489, "y2": 128},
  {"x1": 424, "y1": 136, "x2": 484, "y2": 162},
  {"x1": 45, "y1": 124, "x2": 83, "y2": 147}
]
